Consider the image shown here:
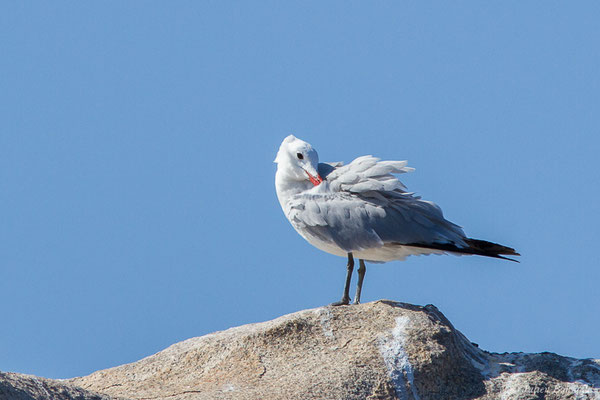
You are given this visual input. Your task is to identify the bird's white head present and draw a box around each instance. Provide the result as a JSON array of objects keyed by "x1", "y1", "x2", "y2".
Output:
[{"x1": 274, "y1": 135, "x2": 323, "y2": 187}]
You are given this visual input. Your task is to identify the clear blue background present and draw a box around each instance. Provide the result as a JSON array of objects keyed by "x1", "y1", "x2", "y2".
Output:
[{"x1": 1, "y1": 2, "x2": 599, "y2": 379}]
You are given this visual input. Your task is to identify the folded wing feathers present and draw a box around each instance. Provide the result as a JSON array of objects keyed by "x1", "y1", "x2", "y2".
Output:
[
  {"x1": 326, "y1": 156, "x2": 414, "y2": 194},
  {"x1": 336, "y1": 172, "x2": 360, "y2": 185},
  {"x1": 287, "y1": 155, "x2": 471, "y2": 252},
  {"x1": 304, "y1": 200, "x2": 328, "y2": 226},
  {"x1": 290, "y1": 156, "x2": 517, "y2": 260}
]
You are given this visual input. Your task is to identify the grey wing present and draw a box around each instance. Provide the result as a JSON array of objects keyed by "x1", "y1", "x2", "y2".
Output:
[
  {"x1": 286, "y1": 192, "x2": 387, "y2": 252},
  {"x1": 291, "y1": 156, "x2": 467, "y2": 252}
]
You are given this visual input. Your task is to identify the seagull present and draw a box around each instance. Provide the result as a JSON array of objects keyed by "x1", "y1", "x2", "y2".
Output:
[{"x1": 274, "y1": 135, "x2": 519, "y2": 306}]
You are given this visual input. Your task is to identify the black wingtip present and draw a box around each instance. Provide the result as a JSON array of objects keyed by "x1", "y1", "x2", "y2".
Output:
[
  {"x1": 495, "y1": 254, "x2": 520, "y2": 263},
  {"x1": 463, "y1": 238, "x2": 520, "y2": 260},
  {"x1": 404, "y1": 238, "x2": 520, "y2": 262}
]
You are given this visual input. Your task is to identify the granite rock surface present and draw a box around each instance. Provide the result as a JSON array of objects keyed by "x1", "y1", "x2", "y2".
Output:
[{"x1": 3, "y1": 301, "x2": 600, "y2": 399}]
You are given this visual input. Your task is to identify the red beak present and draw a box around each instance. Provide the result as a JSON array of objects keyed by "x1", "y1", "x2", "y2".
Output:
[{"x1": 305, "y1": 170, "x2": 323, "y2": 186}]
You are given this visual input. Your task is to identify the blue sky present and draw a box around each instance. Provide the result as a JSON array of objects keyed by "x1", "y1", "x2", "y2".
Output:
[{"x1": 1, "y1": 2, "x2": 599, "y2": 379}]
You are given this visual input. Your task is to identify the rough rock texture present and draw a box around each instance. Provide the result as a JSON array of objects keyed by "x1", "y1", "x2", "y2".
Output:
[
  {"x1": 0, "y1": 371, "x2": 111, "y2": 400},
  {"x1": 3, "y1": 301, "x2": 600, "y2": 399}
]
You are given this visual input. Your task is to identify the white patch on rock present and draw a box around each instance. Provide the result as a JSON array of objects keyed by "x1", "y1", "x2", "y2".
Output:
[
  {"x1": 222, "y1": 383, "x2": 236, "y2": 392},
  {"x1": 499, "y1": 373, "x2": 525, "y2": 400},
  {"x1": 314, "y1": 308, "x2": 334, "y2": 339},
  {"x1": 378, "y1": 315, "x2": 420, "y2": 400}
]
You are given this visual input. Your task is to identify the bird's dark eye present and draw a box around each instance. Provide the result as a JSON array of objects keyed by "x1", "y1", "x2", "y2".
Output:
[{"x1": 296, "y1": 153, "x2": 304, "y2": 160}]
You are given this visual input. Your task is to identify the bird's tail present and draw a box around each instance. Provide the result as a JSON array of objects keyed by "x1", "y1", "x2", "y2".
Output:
[
  {"x1": 462, "y1": 238, "x2": 520, "y2": 262},
  {"x1": 406, "y1": 238, "x2": 521, "y2": 262}
]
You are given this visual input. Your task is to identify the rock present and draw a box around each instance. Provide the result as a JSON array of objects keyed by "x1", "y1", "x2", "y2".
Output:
[
  {"x1": 0, "y1": 371, "x2": 112, "y2": 400},
  {"x1": 3, "y1": 301, "x2": 600, "y2": 399}
]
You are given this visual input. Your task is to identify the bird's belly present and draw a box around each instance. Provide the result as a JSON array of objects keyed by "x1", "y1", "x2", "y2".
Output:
[
  {"x1": 353, "y1": 246, "x2": 445, "y2": 262},
  {"x1": 297, "y1": 231, "x2": 348, "y2": 258},
  {"x1": 297, "y1": 228, "x2": 445, "y2": 262}
]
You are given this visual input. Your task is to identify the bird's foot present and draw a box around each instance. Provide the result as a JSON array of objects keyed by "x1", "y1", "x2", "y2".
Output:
[
  {"x1": 330, "y1": 296, "x2": 351, "y2": 306},
  {"x1": 353, "y1": 299, "x2": 360, "y2": 305}
]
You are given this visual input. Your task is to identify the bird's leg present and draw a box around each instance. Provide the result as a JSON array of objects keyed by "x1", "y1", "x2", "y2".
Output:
[
  {"x1": 353, "y1": 259, "x2": 366, "y2": 305},
  {"x1": 330, "y1": 253, "x2": 354, "y2": 306}
]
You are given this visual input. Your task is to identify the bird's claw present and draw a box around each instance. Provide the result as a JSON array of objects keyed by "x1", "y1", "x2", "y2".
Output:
[{"x1": 330, "y1": 297, "x2": 351, "y2": 306}]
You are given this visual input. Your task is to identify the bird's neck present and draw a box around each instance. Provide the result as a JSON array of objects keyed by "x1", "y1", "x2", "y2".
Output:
[{"x1": 275, "y1": 168, "x2": 313, "y2": 209}]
